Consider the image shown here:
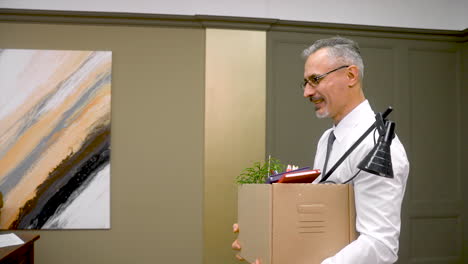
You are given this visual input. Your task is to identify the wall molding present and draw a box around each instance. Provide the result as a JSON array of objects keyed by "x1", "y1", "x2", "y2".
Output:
[{"x1": 1, "y1": 8, "x2": 467, "y2": 42}]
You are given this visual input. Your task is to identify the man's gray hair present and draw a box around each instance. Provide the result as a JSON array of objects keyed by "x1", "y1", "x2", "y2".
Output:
[{"x1": 302, "y1": 36, "x2": 364, "y2": 80}]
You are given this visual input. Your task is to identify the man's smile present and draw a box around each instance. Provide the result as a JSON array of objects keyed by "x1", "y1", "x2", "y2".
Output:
[{"x1": 310, "y1": 97, "x2": 324, "y2": 104}]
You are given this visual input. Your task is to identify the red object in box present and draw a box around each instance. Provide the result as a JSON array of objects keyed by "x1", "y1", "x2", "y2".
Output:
[{"x1": 277, "y1": 169, "x2": 321, "y2": 183}]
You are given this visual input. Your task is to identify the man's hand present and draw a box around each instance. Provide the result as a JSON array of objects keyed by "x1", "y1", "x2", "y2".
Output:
[
  {"x1": 232, "y1": 223, "x2": 244, "y2": 261},
  {"x1": 232, "y1": 223, "x2": 261, "y2": 264}
]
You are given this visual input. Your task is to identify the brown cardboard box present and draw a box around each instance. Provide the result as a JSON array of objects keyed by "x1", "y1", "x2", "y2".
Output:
[{"x1": 237, "y1": 184, "x2": 357, "y2": 264}]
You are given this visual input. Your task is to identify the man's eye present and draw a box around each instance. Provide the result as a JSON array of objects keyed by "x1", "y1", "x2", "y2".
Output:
[{"x1": 309, "y1": 76, "x2": 319, "y2": 84}]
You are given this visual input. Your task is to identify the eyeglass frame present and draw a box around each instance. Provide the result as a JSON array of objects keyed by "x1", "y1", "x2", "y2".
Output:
[{"x1": 301, "y1": 65, "x2": 349, "y2": 90}]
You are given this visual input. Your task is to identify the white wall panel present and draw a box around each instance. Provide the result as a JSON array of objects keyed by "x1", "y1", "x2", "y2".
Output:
[{"x1": 1, "y1": 0, "x2": 467, "y2": 30}]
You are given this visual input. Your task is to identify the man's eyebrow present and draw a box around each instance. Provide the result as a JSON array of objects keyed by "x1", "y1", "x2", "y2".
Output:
[{"x1": 305, "y1": 74, "x2": 318, "y2": 79}]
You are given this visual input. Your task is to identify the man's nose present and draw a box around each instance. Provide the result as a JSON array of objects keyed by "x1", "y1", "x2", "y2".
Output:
[{"x1": 303, "y1": 84, "x2": 315, "y2": 98}]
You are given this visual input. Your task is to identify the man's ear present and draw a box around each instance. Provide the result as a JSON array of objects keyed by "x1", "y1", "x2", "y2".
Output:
[{"x1": 346, "y1": 65, "x2": 360, "y2": 87}]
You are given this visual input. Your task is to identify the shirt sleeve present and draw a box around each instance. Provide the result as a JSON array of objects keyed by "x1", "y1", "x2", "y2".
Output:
[{"x1": 321, "y1": 137, "x2": 409, "y2": 264}]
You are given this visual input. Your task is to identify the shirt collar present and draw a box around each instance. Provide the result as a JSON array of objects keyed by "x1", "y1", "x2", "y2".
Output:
[{"x1": 332, "y1": 100, "x2": 373, "y2": 142}]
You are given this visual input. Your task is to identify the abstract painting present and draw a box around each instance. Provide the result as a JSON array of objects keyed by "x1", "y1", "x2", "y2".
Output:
[{"x1": 0, "y1": 49, "x2": 111, "y2": 229}]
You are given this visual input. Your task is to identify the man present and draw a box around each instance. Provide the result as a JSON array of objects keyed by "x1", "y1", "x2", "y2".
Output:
[{"x1": 233, "y1": 36, "x2": 409, "y2": 264}]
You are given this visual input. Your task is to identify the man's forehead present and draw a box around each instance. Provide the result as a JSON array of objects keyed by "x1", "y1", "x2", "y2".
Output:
[
  {"x1": 305, "y1": 48, "x2": 330, "y2": 66},
  {"x1": 304, "y1": 49, "x2": 331, "y2": 75}
]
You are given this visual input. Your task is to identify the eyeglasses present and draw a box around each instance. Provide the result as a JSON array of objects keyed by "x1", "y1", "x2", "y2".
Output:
[{"x1": 301, "y1": 65, "x2": 349, "y2": 90}]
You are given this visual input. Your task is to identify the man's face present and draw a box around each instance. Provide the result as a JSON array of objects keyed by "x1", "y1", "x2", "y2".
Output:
[{"x1": 303, "y1": 48, "x2": 349, "y2": 123}]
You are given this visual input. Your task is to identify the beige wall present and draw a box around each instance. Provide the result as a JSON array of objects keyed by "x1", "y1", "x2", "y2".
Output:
[
  {"x1": 0, "y1": 22, "x2": 205, "y2": 264},
  {"x1": 204, "y1": 28, "x2": 266, "y2": 263}
]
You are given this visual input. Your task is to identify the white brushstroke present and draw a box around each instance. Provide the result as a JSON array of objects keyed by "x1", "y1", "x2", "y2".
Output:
[
  {"x1": 0, "y1": 50, "x2": 39, "y2": 120},
  {"x1": 42, "y1": 164, "x2": 110, "y2": 229},
  {"x1": 38, "y1": 51, "x2": 112, "y2": 117},
  {"x1": 0, "y1": 50, "x2": 111, "y2": 121}
]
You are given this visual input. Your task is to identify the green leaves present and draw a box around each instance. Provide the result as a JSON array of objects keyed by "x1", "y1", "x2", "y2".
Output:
[{"x1": 235, "y1": 158, "x2": 285, "y2": 184}]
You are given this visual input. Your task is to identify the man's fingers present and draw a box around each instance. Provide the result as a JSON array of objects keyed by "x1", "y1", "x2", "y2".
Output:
[
  {"x1": 235, "y1": 254, "x2": 245, "y2": 261},
  {"x1": 251, "y1": 259, "x2": 261, "y2": 264},
  {"x1": 232, "y1": 239, "x2": 241, "y2": 250},
  {"x1": 232, "y1": 223, "x2": 244, "y2": 262}
]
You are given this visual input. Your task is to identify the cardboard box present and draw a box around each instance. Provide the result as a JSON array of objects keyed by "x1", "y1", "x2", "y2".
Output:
[{"x1": 237, "y1": 184, "x2": 357, "y2": 264}]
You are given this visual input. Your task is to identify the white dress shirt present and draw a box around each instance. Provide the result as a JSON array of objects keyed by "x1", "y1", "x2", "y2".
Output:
[{"x1": 312, "y1": 100, "x2": 410, "y2": 264}]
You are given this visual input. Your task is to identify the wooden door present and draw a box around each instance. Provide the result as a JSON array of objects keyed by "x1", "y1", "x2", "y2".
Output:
[{"x1": 267, "y1": 30, "x2": 466, "y2": 263}]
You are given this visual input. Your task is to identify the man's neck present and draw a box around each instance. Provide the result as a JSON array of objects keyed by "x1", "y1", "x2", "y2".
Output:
[{"x1": 332, "y1": 97, "x2": 366, "y2": 125}]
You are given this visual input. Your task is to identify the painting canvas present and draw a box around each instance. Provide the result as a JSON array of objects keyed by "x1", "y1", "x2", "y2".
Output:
[{"x1": 0, "y1": 49, "x2": 111, "y2": 229}]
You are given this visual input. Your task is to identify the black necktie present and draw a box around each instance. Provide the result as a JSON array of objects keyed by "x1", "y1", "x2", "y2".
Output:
[{"x1": 323, "y1": 131, "x2": 336, "y2": 177}]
